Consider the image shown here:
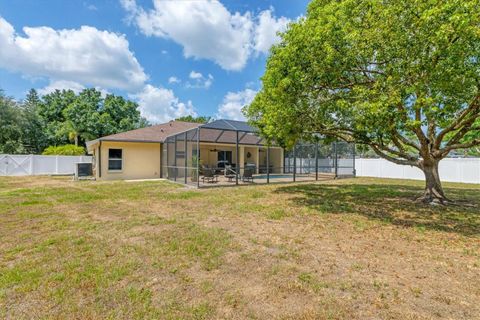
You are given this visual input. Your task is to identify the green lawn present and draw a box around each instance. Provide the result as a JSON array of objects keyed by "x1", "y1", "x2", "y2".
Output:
[{"x1": 0, "y1": 176, "x2": 479, "y2": 319}]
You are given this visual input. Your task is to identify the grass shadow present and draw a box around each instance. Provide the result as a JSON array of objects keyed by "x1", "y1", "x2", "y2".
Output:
[{"x1": 275, "y1": 181, "x2": 480, "y2": 236}]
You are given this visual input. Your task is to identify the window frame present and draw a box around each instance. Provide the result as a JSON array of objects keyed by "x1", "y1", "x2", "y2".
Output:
[{"x1": 108, "y1": 148, "x2": 123, "y2": 172}]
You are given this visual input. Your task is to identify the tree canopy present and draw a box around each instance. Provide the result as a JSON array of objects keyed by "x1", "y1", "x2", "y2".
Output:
[
  {"x1": 175, "y1": 115, "x2": 212, "y2": 124},
  {"x1": 0, "y1": 88, "x2": 149, "y2": 153},
  {"x1": 0, "y1": 90, "x2": 25, "y2": 154},
  {"x1": 246, "y1": 0, "x2": 480, "y2": 203}
]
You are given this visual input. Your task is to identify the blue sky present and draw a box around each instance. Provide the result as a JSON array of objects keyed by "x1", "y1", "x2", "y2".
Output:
[{"x1": 0, "y1": 0, "x2": 309, "y2": 123}]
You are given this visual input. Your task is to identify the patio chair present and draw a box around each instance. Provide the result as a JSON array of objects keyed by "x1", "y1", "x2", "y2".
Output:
[
  {"x1": 224, "y1": 165, "x2": 237, "y2": 182},
  {"x1": 202, "y1": 169, "x2": 218, "y2": 183},
  {"x1": 199, "y1": 164, "x2": 209, "y2": 176},
  {"x1": 242, "y1": 168, "x2": 254, "y2": 183}
]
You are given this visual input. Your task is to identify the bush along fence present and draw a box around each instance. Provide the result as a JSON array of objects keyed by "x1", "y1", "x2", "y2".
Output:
[{"x1": 0, "y1": 154, "x2": 92, "y2": 176}]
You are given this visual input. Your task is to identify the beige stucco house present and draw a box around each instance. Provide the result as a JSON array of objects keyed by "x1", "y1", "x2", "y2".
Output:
[{"x1": 86, "y1": 119, "x2": 284, "y2": 181}]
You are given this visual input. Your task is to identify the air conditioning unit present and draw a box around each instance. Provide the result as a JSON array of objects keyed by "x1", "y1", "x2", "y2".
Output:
[{"x1": 75, "y1": 162, "x2": 93, "y2": 180}]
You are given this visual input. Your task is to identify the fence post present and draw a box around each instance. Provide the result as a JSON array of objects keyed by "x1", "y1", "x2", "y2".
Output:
[
  {"x1": 293, "y1": 145, "x2": 296, "y2": 182},
  {"x1": 315, "y1": 142, "x2": 319, "y2": 181},
  {"x1": 30, "y1": 154, "x2": 34, "y2": 175},
  {"x1": 334, "y1": 141, "x2": 338, "y2": 179},
  {"x1": 266, "y1": 146, "x2": 270, "y2": 184},
  {"x1": 197, "y1": 128, "x2": 200, "y2": 188},
  {"x1": 166, "y1": 139, "x2": 169, "y2": 179},
  {"x1": 55, "y1": 155, "x2": 59, "y2": 175},
  {"x1": 184, "y1": 132, "x2": 188, "y2": 185},
  {"x1": 352, "y1": 144, "x2": 356, "y2": 177},
  {"x1": 236, "y1": 131, "x2": 239, "y2": 185},
  {"x1": 174, "y1": 135, "x2": 177, "y2": 181}
]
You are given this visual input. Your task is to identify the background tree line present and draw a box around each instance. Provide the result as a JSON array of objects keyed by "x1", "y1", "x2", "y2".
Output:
[{"x1": 0, "y1": 88, "x2": 148, "y2": 154}]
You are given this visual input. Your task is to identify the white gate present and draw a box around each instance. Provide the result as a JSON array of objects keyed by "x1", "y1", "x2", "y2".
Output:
[
  {"x1": 0, "y1": 155, "x2": 32, "y2": 176},
  {"x1": 0, "y1": 154, "x2": 92, "y2": 176}
]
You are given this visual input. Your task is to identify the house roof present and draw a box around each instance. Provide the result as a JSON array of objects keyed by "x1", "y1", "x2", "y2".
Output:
[
  {"x1": 86, "y1": 121, "x2": 201, "y2": 148},
  {"x1": 86, "y1": 119, "x2": 269, "y2": 150}
]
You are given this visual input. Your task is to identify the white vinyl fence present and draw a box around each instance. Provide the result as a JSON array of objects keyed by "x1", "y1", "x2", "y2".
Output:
[
  {"x1": 0, "y1": 154, "x2": 92, "y2": 176},
  {"x1": 356, "y1": 158, "x2": 480, "y2": 184}
]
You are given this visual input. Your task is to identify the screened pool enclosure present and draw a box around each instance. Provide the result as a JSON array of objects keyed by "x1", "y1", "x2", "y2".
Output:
[{"x1": 162, "y1": 120, "x2": 355, "y2": 187}]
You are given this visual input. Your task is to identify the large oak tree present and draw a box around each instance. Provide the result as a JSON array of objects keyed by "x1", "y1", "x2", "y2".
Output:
[{"x1": 246, "y1": 0, "x2": 480, "y2": 204}]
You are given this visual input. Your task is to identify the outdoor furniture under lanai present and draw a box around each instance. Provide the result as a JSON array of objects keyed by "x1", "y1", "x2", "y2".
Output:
[
  {"x1": 242, "y1": 168, "x2": 254, "y2": 183},
  {"x1": 224, "y1": 165, "x2": 237, "y2": 182},
  {"x1": 202, "y1": 169, "x2": 218, "y2": 183}
]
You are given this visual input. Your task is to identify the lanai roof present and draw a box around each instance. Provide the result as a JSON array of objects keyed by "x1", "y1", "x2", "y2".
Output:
[
  {"x1": 200, "y1": 119, "x2": 256, "y2": 132},
  {"x1": 165, "y1": 119, "x2": 266, "y2": 146}
]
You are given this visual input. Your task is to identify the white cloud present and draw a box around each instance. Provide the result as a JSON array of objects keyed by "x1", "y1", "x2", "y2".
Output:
[
  {"x1": 38, "y1": 80, "x2": 85, "y2": 95},
  {"x1": 189, "y1": 71, "x2": 203, "y2": 80},
  {"x1": 216, "y1": 88, "x2": 257, "y2": 121},
  {"x1": 85, "y1": 3, "x2": 98, "y2": 11},
  {"x1": 0, "y1": 16, "x2": 147, "y2": 91},
  {"x1": 0, "y1": 16, "x2": 202, "y2": 124},
  {"x1": 121, "y1": 0, "x2": 289, "y2": 71},
  {"x1": 168, "y1": 76, "x2": 180, "y2": 84},
  {"x1": 253, "y1": 9, "x2": 290, "y2": 54},
  {"x1": 132, "y1": 84, "x2": 196, "y2": 123},
  {"x1": 38, "y1": 80, "x2": 112, "y2": 98},
  {"x1": 186, "y1": 71, "x2": 213, "y2": 89}
]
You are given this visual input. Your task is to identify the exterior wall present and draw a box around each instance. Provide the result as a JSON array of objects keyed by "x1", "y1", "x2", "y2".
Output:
[
  {"x1": 198, "y1": 142, "x2": 253, "y2": 168},
  {"x1": 269, "y1": 148, "x2": 283, "y2": 173},
  {"x1": 244, "y1": 146, "x2": 259, "y2": 167},
  {"x1": 89, "y1": 140, "x2": 284, "y2": 181},
  {"x1": 199, "y1": 144, "x2": 238, "y2": 168},
  {"x1": 257, "y1": 147, "x2": 284, "y2": 174},
  {"x1": 96, "y1": 141, "x2": 161, "y2": 180},
  {"x1": 197, "y1": 143, "x2": 282, "y2": 174}
]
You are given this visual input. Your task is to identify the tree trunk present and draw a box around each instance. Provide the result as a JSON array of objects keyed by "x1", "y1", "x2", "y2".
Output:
[
  {"x1": 418, "y1": 160, "x2": 449, "y2": 204},
  {"x1": 74, "y1": 135, "x2": 78, "y2": 147}
]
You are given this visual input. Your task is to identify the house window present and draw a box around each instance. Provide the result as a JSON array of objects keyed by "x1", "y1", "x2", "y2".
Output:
[
  {"x1": 217, "y1": 150, "x2": 232, "y2": 164},
  {"x1": 108, "y1": 149, "x2": 123, "y2": 171}
]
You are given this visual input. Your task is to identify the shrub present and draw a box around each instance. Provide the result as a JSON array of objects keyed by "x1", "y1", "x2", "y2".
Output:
[{"x1": 42, "y1": 145, "x2": 85, "y2": 156}]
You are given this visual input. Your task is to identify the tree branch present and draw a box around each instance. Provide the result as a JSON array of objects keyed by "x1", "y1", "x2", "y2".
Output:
[
  {"x1": 370, "y1": 145, "x2": 419, "y2": 167},
  {"x1": 392, "y1": 129, "x2": 421, "y2": 151},
  {"x1": 440, "y1": 139, "x2": 480, "y2": 157},
  {"x1": 373, "y1": 142, "x2": 419, "y2": 162},
  {"x1": 443, "y1": 115, "x2": 479, "y2": 149},
  {"x1": 434, "y1": 94, "x2": 480, "y2": 149}
]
